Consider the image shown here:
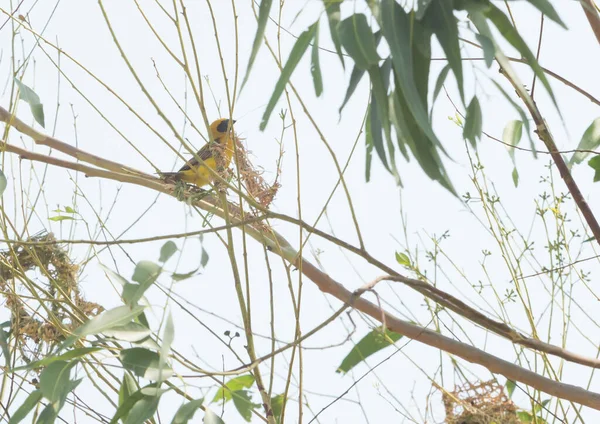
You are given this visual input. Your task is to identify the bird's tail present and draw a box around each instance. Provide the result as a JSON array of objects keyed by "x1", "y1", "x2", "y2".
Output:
[{"x1": 158, "y1": 171, "x2": 183, "y2": 182}]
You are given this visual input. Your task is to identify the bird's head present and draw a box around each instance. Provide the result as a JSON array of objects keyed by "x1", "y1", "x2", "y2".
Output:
[{"x1": 210, "y1": 118, "x2": 235, "y2": 140}]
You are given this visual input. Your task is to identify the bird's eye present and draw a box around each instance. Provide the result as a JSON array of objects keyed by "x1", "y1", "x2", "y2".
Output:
[{"x1": 216, "y1": 119, "x2": 230, "y2": 133}]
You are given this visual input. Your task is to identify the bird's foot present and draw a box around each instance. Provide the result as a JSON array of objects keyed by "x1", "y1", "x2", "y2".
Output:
[
  {"x1": 185, "y1": 187, "x2": 210, "y2": 205},
  {"x1": 172, "y1": 180, "x2": 189, "y2": 201}
]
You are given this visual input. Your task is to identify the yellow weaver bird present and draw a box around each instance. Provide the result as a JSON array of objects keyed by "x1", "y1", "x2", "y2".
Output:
[{"x1": 160, "y1": 118, "x2": 236, "y2": 188}]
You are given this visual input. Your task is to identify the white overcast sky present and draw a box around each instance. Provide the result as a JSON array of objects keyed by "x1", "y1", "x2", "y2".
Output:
[{"x1": 1, "y1": 0, "x2": 600, "y2": 422}]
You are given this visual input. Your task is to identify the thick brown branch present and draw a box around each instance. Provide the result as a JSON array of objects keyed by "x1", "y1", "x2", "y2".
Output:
[
  {"x1": 1, "y1": 143, "x2": 166, "y2": 193},
  {"x1": 297, "y1": 260, "x2": 600, "y2": 409},
  {"x1": 268, "y1": 212, "x2": 600, "y2": 369},
  {"x1": 3, "y1": 114, "x2": 600, "y2": 409}
]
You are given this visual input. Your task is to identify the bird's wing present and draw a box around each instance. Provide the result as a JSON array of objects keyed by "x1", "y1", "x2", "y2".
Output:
[{"x1": 178, "y1": 143, "x2": 214, "y2": 172}]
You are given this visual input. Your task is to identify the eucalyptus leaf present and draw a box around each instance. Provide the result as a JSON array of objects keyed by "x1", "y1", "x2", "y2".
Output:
[
  {"x1": 14, "y1": 78, "x2": 45, "y2": 127},
  {"x1": 8, "y1": 390, "x2": 42, "y2": 424},
  {"x1": 120, "y1": 348, "x2": 173, "y2": 381},
  {"x1": 240, "y1": 0, "x2": 273, "y2": 91},
  {"x1": 0, "y1": 169, "x2": 7, "y2": 197},
  {"x1": 159, "y1": 241, "x2": 178, "y2": 263},
  {"x1": 323, "y1": 0, "x2": 345, "y2": 66},
  {"x1": 337, "y1": 327, "x2": 402, "y2": 373},
  {"x1": 171, "y1": 399, "x2": 204, "y2": 424},
  {"x1": 338, "y1": 14, "x2": 381, "y2": 71},
  {"x1": 463, "y1": 97, "x2": 483, "y2": 147},
  {"x1": 260, "y1": 23, "x2": 317, "y2": 130},
  {"x1": 570, "y1": 118, "x2": 600, "y2": 167},
  {"x1": 311, "y1": 24, "x2": 323, "y2": 96}
]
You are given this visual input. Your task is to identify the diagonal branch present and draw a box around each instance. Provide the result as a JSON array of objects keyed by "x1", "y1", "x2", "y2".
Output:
[
  {"x1": 3, "y1": 115, "x2": 600, "y2": 409},
  {"x1": 0, "y1": 107, "x2": 153, "y2": 178}
]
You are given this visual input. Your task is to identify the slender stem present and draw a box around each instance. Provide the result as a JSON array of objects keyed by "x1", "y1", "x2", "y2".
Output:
[{"x1": 581, "y1": 0, "x2": 600, "y2": 47}]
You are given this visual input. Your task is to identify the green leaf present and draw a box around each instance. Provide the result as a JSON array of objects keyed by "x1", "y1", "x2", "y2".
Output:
[
  {"x1": 111, "y1": 385, "x2": 148, "y2": 424},
  {"x1": 431, "y1": 64, "x2": 451, "y2": 117},
  {"x1": 337, "y1": 14, "x2": 381, "y2": 71},
  {"x1": 380, "y1": 0, "x2": 441, "y2": 155},
  {"x1": 36, "y1": 403, "x2": 59, "y2": 424},
  {"x1": 505, "y1": 379, "x2": 516, "y2": 398},
  {"x1": 491, "y1": 80, "x2": 535, "y2": 157},
  {"x1": 323, "y1": 0, "x2": 344, "y2": 66},
  {"x1": 0, "y1": 169, "x2": 6, "y2": 197},
  {"x1": 339, "y1": 31, "x2": 382, "y2": 115},
  {"x1": 388, "y1": 92, "x2": 409, "y2": 162},
  {"x1": 337, "y1": 327, "x2": 402, "y2": 373},
  {"x1": 517, "y1": 411, "x2": 534, "y2": 422},
  {"x1": 339, "y1": 66, "x2": 366, "y2": 115},
  {"x1": 126, "y1": 261, "x2": 162, "y2": 305},
  {"x1": 39, "y1": 360, "x2": 77, "y2": 403},
  {"x1": 103, "y1": 322, "x2": 152, "y2": 342},
  {"x1": 368, "y1": 91, "x2": 390, "y2": 174},
  {"x1": 132, "y1": 260, "x2": 162, "y2": 286},
  {"x1": 260, "y1": 23, "x2": 317, "y2": 131},
  {"x1": 78, "y1": 305, "x2": 146, "y2": 337},
  {"x1": 270, "y1": 394, "x2": 284, "y2": 424},
  {"x1": 125, "y1": 395, "x2": 160, "y2": 424},
  {"x1": 13, "y1": 347, "x2": 102, "y2": 372},
  {"x1": 569, "y1": 117, "x2": 600, "y2": 167},
  {"x1": 533, "y1": 398, "x2": 551, "y2": 414},
  {"x1": 503, "y1": 119, "x2": 523, "y2": 188},
  {"x1": 395, "y1": 252, "x2": 410, "y2": 267},
  {"x1": 159, "y1": 241, "x2": 178, "y2": 263},
  {"x1": 589, "y1": 155, "x2": 600, "y2": 182},
  {"x1": 512, "y1": 167, "x2": 519, "y2": 187},
  {"x1": 503, "y1": 119, "x2": 523, "y2": 186},
  {"x1": 172, "y1": 268, "x2": 200, "y2": 281},
  {"x1": 463, "y1": 96, "x2": 482, "y2": 147},
  {"x1": 475, "y1": 33, "x2": 495, "y2": 68},
  {"x1": 160, "y1": 312, "x2": 175, "y2": 367},
  {"x1": 100, "y1": 264, "x2": 131, "y2": 287},
  {"x1": 48, "y1": 215, "x2": 75, "y2": 222},
  {"x1": 369, "y1": 58, "x2": 399, "y2": 183},
  {"x1": 141, "y1": 383, "x2": 170, "y2": 397},
  {"x1": 311, "y1": 24, "x2": 323, "y2": 97},
  {"x1": 61, "y1": 305, "x2": 145, "y2": 350},
  {"x1": 120, "y1": 348, "x2": 173, "y2": 381},
  {"x1": 0, "y1": 325, "x2": 10, "y2": 365},
  {"x1": 503, "y1": 120, "x2": 523, "y2": 158},
  {"x1": 203, "y1": 408, "x2": 225, "y2": 424},
  {"x1": 118, "y1": 373, "x2": 138, "y2": 422},
  {"x1": 416, "y1": 0, "x2": 434, "y2": 19},
  {"x1": 520, "y1": 0, "x2": 566, "y2": 28},
  {"x1": 365, "y1": 107, "x2": 374, "y2": 182},
  {"x1": 14, "y1": 78, "x2": 45, "y2": 127},
  {"x1": 8, "y1": 390, "x2": 42, "y2": 424},
  {"x1": 231, "y1": 390, "x2": 256, "y2": 422},
  {"x1": 390, "y1": 89, "x2": 455, "y2": 194},
  {"x1": 240, "y1": 0, "x2": 273, "y2": 91},
  {"x1": 64, "y1": 206, "x2": 76, "y2": 214},
  {"x1": 171, "y1": 399, "x2": 204, "y2": 424},
  {"x1": 423, "y1": 0, "x2": 463, "y2": 100},
  {"x1": 212, "y1": 374, "x2": 255, "y2": 403},
  {"x1": 484, "y1": 4, "x2": 555, "y2": 105},
  {"x1": 201, "y1": 247, "x2": 210, "y2": 268}
]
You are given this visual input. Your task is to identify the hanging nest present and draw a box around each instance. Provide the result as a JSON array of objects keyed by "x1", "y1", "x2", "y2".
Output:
[
  {"x1": 234, "y1": 137, "x2": 280, "y2": 209},
  {"x1": 0, "y1": 231, "x2": 103, "y2": 349},
  {"x1": 442, "y1": 380, "x2": 520, "y2": 424}
]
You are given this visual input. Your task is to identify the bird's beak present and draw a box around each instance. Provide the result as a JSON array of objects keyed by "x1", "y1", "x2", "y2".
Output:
[{"x1": 232, "y1": 120, "x2": 237, "y2": 124}]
